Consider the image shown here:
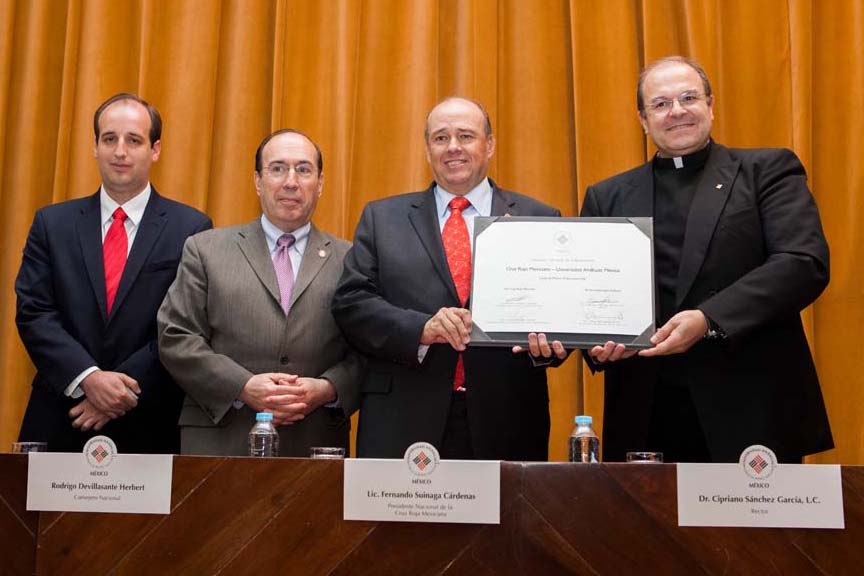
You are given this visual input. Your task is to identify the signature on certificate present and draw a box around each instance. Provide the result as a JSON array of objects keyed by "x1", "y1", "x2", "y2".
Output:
[
  {"x1": 581, "y1": 297, "x2": 624, "y2": 324},
  {"x1": 504, "y1": 294, "x2": 528, "y2": 303}
]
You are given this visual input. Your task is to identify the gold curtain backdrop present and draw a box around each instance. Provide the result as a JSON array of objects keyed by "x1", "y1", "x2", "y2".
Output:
[{"x1": 0, "y1": 0, "x2": 861, "y2": 463}]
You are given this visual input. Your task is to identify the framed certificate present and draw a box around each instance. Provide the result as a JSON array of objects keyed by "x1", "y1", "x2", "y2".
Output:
[{"x1": 468, "y1": 217, "x2": 655, "y2": 349}]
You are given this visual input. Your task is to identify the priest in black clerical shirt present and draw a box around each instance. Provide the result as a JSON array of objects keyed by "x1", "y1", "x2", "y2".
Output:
[{"x1": 580, "y1": 56, "x2": 833, "y2": 464}]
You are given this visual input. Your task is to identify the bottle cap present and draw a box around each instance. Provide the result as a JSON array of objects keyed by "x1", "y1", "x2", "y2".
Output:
[
  {"x1": 574, "y1": 415, "x2": 593, "y2": 426},
  {"x1": 256, "y1": 412, "x2": 274, "y2": 422}
]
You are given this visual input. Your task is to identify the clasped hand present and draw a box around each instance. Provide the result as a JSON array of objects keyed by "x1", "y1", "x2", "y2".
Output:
[
  {"x1": 68, "y1": 398, "x2": 112, "y2": 431},
  {"x1": 79, "y1": 370, "x2": 140, "y2": 415},
  {"x1": 239, "y1": 373, "x2": 336, "y2": 426},
  {"x1": 69, "y1": 370, "x2": 140, "y2": 430}
]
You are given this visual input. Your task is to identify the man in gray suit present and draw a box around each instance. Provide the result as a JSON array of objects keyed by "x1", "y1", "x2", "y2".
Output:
[{"x1": 157, "y1": 129, "x2": 361, "y2": 456}]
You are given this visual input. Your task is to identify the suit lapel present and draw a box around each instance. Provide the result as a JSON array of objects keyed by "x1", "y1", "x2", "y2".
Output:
[
  {"x1": 77, "y1": 192, "x2": 109, "y2": 324},
  {"x1": 109, "y1": 190, "x2": 168, "y2": 322},
  {"x1": 236, "y1": 219, "x2": 282, "y2": 308},
  {"x1": 291, "y1": 225, "x2": 330, "y2": 307},
  {"x1": 676, "y1": 144, "x2": 738, "y2": 306},
  {"x1": 625, "y1": 164, "x2": 655, "y2": 217},
  {"x1": 490, "y1": 180, "x2": 518, "y2": 216},
  {"x1": 408, "y1": 184, "x2": 461, "y2": 305}
]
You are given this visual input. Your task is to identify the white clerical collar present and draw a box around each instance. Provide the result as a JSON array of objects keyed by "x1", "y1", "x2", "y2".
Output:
[{"x1": 654, "y1": 140, "x2": 712, "y2": 171}]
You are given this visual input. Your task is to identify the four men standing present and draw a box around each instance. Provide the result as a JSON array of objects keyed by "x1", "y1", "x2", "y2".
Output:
[{"x1": 14, "y1": 58, "x2": 835, "y2": 463}]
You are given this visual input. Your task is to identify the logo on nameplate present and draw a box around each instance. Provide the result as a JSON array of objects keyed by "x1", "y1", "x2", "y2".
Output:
[
  {"x1": 84, "y1": 435, "x2": 117, "y2": 469},
  {"x1": 740, "y1": 444, "x2": 776, "y2": 480},
  {"x1": 405, "y1": 442, "x2": 439, "y2": 476}
]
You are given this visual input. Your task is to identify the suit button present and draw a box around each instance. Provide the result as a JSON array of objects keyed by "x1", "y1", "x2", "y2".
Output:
[{"x1": 280, "y1": 356, "x2": 289, "y2": 365}]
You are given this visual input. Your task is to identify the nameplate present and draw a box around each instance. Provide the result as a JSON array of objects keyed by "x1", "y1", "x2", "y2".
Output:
[
  {"x1": 26, "y1": 436, "x2": 172, "y2": 514},
  {"x1": 677, "y1": 445, "x2": 844, "y2": 528},
  {"x1": 344, "y1": 443, "x2": 500, "y2": 524}
]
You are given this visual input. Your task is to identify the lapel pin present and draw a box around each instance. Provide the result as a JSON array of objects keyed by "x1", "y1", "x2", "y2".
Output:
[
  {"x1": 318, "y1": 249, "x2": 327, "y2": 258},
  {"x1": 715, "y1": 184, "x2": 723, "y2": 189}
]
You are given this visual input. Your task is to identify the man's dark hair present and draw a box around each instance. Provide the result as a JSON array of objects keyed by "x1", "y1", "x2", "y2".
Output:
[
  {"x1": 93, "y1": 93, "x2": 162, "y2": 147},
  {"x1": 637, "y1": 56, "x2": 713, "y2": 115},
  {"x1": 424, "y1": 97, "x2": 493, "y2": 141},
  {"x1": 255, "y1": 128, "x2": 323, "y2": 174}
]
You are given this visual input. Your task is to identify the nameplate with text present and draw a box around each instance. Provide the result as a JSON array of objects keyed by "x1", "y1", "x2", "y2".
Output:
[
  {"x1": 677, "y1": 445, "x2": 844, "y2": 528},
  {"x1": 26, "y1": 436, "x2": 172, "y2": 514},
  {"x1": 344, "y1": 442, "x2": 500, "y2": 524}
]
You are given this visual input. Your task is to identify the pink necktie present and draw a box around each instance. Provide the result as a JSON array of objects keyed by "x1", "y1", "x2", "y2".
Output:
[
  {"x1": 103, "y1": 207, "x2": 128, "y2": 315},
  {"x1": 273, "y1": 234, "x2": 296, "y2": 314},
  {"x1": 442, "y1": 197, "x2": 472, "y2": 391}
]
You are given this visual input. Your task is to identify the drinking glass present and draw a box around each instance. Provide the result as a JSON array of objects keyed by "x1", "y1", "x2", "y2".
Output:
[
  {"x1": 11, "y1": 442, "x2": 48, "y2": 453},
  {"x1": 626, "y1": 451, "x2": 663, "y2": 463},
  {"x1": 309, "y1": 447, "x2": 346, "y2": 459}
]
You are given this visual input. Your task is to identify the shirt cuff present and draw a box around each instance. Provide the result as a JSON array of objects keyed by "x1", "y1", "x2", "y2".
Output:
[
  {"x1": 418, "y1": 344, "x2": 430, "y2": 363},
  {"x1": 66, "y1": 366, "x2": 99, "y2": 398}
]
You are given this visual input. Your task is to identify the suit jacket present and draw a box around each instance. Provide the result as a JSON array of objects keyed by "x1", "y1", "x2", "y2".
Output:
[
  {"x1": 157, "y1": 219, "x2": 362, "y2": 457},
  {"x1": 16, "y1": 189, "x2": 212, "y2": 453},
  {"x1": 581, "y1": 143, "x2": 833, "y2": 462},
  {"x1": 332, "y1": 180, "x2": 561, "y2": 461}
]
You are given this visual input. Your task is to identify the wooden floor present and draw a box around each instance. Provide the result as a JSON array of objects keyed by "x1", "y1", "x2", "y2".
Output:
[{"x1": 1, "y1": 455, "x2": 862, "y2": 575}]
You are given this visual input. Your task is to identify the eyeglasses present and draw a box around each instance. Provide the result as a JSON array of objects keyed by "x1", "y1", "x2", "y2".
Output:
[
  {"x1": 644, "y1": 91, "x2": 707, "y2": 115},
  {"x1": 261, "y1": 162, "x2": 317, "y2": 181}
]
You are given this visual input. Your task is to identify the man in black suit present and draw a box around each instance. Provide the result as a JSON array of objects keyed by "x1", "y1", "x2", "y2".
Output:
[
  {"x1": 581, "y1": 56, "x2": 833, "y2": 463},
  {"x1": 16, "y1": 93, "x2": 212, "y2": 453},
  {"x1": 333, "y1": 97, "x2": 566, "y2": 461}
]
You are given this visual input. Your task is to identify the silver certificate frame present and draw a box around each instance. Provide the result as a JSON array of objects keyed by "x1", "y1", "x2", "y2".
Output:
[{"x1": 468, "y1": 216, "x2": 655, "y2": 349}]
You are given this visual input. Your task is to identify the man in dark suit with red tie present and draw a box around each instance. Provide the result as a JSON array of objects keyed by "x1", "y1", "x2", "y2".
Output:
[
  {"x1": 15, "y1": 93, "x2": 211, "y2": 453},
  {"x1": 333, "y1": 97, "x2": 567, "y2": 461}
]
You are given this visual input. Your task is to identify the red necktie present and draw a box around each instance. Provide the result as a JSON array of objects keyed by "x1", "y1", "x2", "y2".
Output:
[
  {"x1": 103, "y1": 207, "x2": 128, "y2": 314},
  {"x1": 442, "y1": 197, "x2": 472, "y2": 391}
]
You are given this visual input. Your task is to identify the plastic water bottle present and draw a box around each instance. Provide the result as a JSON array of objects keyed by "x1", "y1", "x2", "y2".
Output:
[
  {"x1": 248, "y1": 412, "x2": 279, "y2": 457},
  {"x1": 569, "y1": 415, "x2": 600, "y2": 463}
]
